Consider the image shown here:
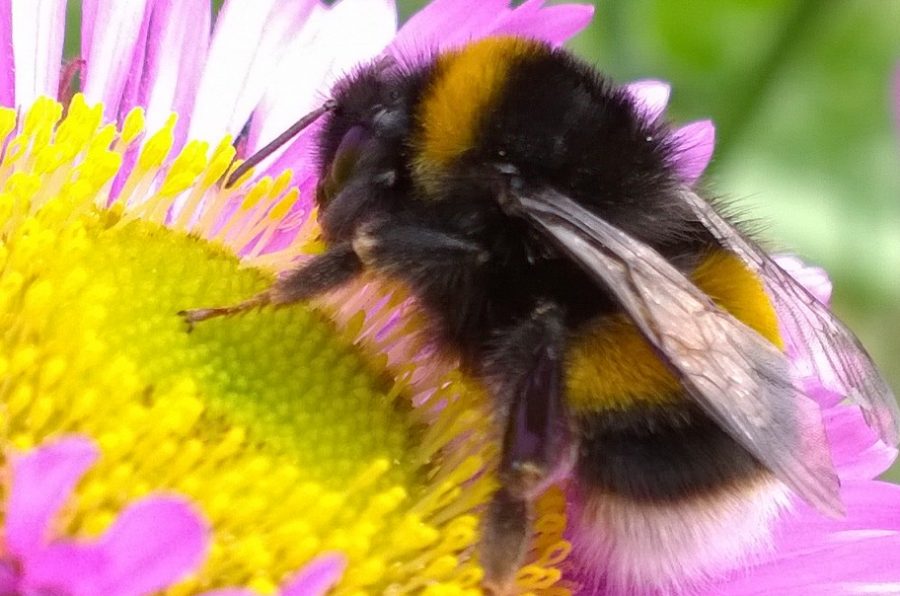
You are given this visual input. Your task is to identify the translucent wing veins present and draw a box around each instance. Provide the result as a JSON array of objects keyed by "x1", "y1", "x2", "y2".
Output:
[
  {"x1": 511, "y1": 187, "x2": 844, "y2": 517},
  {"x1": 677, "y1": 188, "x2": 900, "y2": 447}
]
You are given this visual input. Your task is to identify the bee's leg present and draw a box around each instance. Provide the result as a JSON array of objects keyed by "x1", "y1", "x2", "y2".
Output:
[
  {"x1": 481, "y1": 303, "x2": 572, "y2": 595},
  {"x1": 178, "y1": 243, "x2": 361, "y2": 329}
]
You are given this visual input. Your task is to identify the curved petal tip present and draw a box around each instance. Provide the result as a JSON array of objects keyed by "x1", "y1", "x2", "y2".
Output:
[
  {"x1": 92, "y1": 496, "x2": 210, "y2": 595},
  {"x1": 5, "y1": 436, "x2": 99, "y2": 557},
  {"x1": 281, "y1": 552, "x2": 348, "y2": 596},
  {"x1": 625, "y1": 79, "x2": 671, "y2": 122},
  {"x1": 672, "y1": 119, "x2": 715, "y2": 184},
  {"x1": 774, "y1": 254, "x2": 833, "y2": 306}
]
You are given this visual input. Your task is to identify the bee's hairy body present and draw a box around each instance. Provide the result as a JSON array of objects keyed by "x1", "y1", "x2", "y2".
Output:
[
  {"x1": 186, "y1": 34, "x2": 900, "y2": 594},
  {"x1": 314, "y1": 37, "x2": 783, "y2": 591}
]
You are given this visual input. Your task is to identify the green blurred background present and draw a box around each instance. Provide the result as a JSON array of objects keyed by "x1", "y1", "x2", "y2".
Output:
[{"x1": 65, "y1": 0, "x2": 900, "y2": 478}]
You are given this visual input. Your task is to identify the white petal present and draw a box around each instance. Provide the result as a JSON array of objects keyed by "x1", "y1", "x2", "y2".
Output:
[
  {"x1": 624, "y1": 79, "x2": 671, "y2": 122},
  {"x1": 0, "y1": 0, "x2": 13, "y2": 107},
  {"x1": 80, "y1": 0, "x2": 151, "y2": 120},
  {"x1": 11, "y1": 0, "x2": 67, "y2": 109},
  {"x1": 187, "y1": 0, "x2": 316, "y2": 144},
  {"x1": 143, "y1": 0, "x2": 211, "y2": 139},
  {"x1": 251, "y1": 0, "x2": 397, "y2": 154}
]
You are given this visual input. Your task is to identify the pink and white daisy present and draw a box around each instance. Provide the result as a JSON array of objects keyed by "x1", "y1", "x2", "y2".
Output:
[
  {"x1": 0, "y1": 1, "x2": 895, "y2": 595},
  {"x1": 0, "y1": 1, "x2": 595, "y2": 593}
]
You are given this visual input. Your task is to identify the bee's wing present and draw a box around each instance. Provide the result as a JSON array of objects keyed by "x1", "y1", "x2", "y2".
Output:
[
  {"x1": 510, "y1": 186, "x2": 844, "y2": 516},
  {"x1": 675, "y1": 188, "x2": 900, "y2": 447}
]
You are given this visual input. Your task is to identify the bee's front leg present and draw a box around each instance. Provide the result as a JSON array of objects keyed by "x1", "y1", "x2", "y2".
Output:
[
  {"x1": 480, "y1": 302, "x2": 574, "y2": 595},
  {"x1": 178, "y1": 243, "x2": 362, "y2": 329}
]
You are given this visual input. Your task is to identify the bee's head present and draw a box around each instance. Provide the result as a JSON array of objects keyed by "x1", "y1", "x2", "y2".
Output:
[{"x1": 315, "y1": 57, "x2": 414, "y2": 208}]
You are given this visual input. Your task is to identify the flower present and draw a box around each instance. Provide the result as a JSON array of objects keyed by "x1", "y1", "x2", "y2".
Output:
[
  {"x1": 0, "y1": 0, "x2": 594, "y2": 594},
  {"x1": 0, "y1": 435, "x2": 207, "y2": 595},
  {"x1": 0, "y1": 435, "x2": 348, "y2": 596},
  {"x1": 624, "y1": 79, "x2": 716, "y2": 185},
  {"x1": 0, "y1": 1, "x2": 894, "y2": 595},
  {"x1": 203, "y1": 553, "x2": 347, "y2": 596}
]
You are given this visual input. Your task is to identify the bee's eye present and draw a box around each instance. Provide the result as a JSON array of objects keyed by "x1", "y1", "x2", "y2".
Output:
[{"x1": 318, "y1": 126, "x2": 368, "y2": 206}]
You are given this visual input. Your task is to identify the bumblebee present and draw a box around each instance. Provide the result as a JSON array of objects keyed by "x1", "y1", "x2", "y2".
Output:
[{"x1": 182, "y1": 36, "x2": 900, "y2": 594}]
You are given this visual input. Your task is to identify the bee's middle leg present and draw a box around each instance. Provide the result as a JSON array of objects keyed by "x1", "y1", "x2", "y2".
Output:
[
  {"x1": 480, "y1": 302, "x2": 573, "y2": 594},
  {"x1": 351, "y1": 222, "x2": 489, "y2": 274}
]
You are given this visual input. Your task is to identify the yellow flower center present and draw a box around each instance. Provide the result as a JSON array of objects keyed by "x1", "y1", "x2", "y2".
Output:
[{"x1": 0, "y1": 96, "x2": 571, "y2": 595}]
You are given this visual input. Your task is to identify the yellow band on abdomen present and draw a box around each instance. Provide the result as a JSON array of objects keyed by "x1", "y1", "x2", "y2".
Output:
[{"x1": 565, "y1": 250, "x2": 782, "y2": 413}]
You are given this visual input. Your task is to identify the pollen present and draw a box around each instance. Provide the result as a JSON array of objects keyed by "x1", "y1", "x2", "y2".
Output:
[{"x1": 0, "y1": 96, "x2": 573, "y2": 595}]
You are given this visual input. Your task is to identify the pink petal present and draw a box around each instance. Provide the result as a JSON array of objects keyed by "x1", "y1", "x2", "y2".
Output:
[
  {"x1": 824, "y1": 406, "x2": 897, "y2": 480},
  {"x1": 135, "y1": 0, "x2": 211, "y2": 146},
  {"x1": 23, "y1": 497, "x2": 209, "y2": 596},
  {"x1": 187, "y1": 0, "x2": 316, "y2": 144},
  {"x1": 671, "y1": 119, "x2": 715, "y2": 184},
  {"x1": 106, "y1": 0, "x2": 210, "y2": 198},
  {"x1": 722, "y1": 533, "x2": 900, "y2": 596},
  {"x1": 389, "y1": 0, "x2": 511, "y2": 58},
  {"x1": 0, "y1": 560, "x2": 20, "y2": 592},
  {"x1": 81, "y1": 0, "x2": 97, "y2": 71},
  {"x1": 197, "y1": 554, "x2": 347, "y2": 596},
  {"x1": 280, "y1": 553, "x2": 347, "y2": 596},
  {"x1": 390, "y1": 0, "x2": 592, "y2": 62},
  {"x1": 250, "y1": 0, "x2": 396, "y2": 157},
  {"x1": 0, "y1": 559, "x2": 21, "y2": 594},
  {"x1": 243, "y1": 2, "x2": 325, "y2": 158},
  {"x1": 21, "y1": 542, "x2": 106, "y2": 593},
  {"x1": 4, "y1": 436, "x2": 98, "y2": 559},
  {"x1": 251, "y1": 107, "x2": 323, "y2": 192},
  {"x1": 773, "y1": 254, "x2": 833, "y2": 306},
  {"x1": 893, "y1": 65, "x2": 900, "y2": 133},
  {"x1": 777, "y1": 481, "x2": 900, "y2": 545},
  {"x1": 720, "y1": 481, "x2": 900, "y2": 595},
  {"x1": 94, "y1": 497, "x2": 208, "y2": 595},
  {"x1": 81, "y1": 0, "x2": 152, "y2": 121},
  {"x1": 624, "y1": 79, "x2": 671, "y2": 122},
  {"x1": 10, "y1": 0, "x2": 67, "y2": 108},
  {"x1": 487, "y1": 0, "x2": 594, "y2": 47},
  {"x1": 0, "y1": 0, "x2": 13, "y2": 107},
  {"x1": 114, "y1": 2, "x2": 154, "y2": 123}
]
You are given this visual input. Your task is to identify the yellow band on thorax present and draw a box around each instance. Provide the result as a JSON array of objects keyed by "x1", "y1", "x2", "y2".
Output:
[{"x1": 412, "y1": 36, "x2": 542, "y2": 189}]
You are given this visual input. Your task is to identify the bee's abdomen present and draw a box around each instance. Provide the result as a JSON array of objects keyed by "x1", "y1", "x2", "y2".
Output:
[
  {"x1": 571, "y1": 399, "x2": 786, "y2": 594},
  {"x1": 576, "y1": 402, "x2": 767, "y2": 502},
  {"x1": 564, "y1": 247, "x2": 782, "y2": 499}
]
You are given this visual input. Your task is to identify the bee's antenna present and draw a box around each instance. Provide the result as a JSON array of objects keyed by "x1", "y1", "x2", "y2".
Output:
[{"x1": 225, "y1": 99, "x2": 338, "y2": 188}]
